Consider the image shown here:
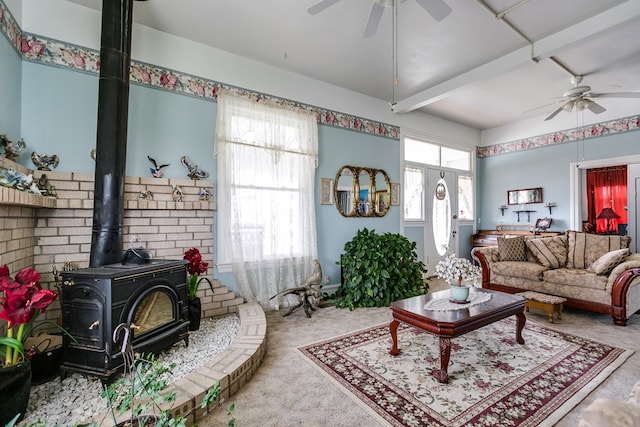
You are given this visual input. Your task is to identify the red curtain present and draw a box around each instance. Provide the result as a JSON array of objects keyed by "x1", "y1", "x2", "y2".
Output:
[{"x1": 586, "y1": 166, "x2": 627, "y2": 233}]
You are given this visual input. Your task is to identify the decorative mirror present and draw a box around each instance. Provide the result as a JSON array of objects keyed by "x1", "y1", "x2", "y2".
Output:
[
  {"x1": 507, "y1": 187, "x2": 543, "y2": 205},
  {"x1": 335, "y1": 166, "x2": 356, "y2": 216},
  {"x1": 334, "y1": 165, "x2": 391, "y2": 217},
  {"x1": 374, "y1": 170, "x2": 390, "y2": 216}
]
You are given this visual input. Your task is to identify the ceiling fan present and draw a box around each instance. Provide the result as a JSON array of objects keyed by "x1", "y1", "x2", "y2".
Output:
[
  {"x1": 544, "y1": 75, "x2": 640, "y2": 121},
  {"x1": 307, "y1": 0, "x2": 451, "y2": 38}
]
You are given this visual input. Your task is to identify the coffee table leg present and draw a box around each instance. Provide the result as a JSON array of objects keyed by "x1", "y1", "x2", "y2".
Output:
[
  {"x1": 432, "y1": 337, "x2": 451, "y2": 383},
  {"x1": 515, "y1": 312, "x2": 526, "y2": 344},
  {"x1": 389, "y1": 319, "x2": 400, "y2": 356}
]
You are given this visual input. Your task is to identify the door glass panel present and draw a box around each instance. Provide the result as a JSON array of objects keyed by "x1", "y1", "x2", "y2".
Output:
[
  {"x1": 432, "y1": 178, "x2": 451, "y2": 255},
  {"x1": 133, "y1": 291, "x2": 173, "y2": 336}
]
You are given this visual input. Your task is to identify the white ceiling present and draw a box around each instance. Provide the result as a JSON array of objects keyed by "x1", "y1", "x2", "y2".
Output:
[{"x1": 68, "y1": 0, "x2": 640, "y2": 130}]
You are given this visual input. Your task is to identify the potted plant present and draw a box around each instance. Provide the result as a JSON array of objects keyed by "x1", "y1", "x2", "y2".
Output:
[
  {"x1": 434, "y1": 251, "x2": 481, "y2": 302},
  {"x1": 333, "y1": 228, "x2": 427, "y2": 309},
  {"x1": 88, "y1": 323, "x2": 235, "y2": 427},
  {"x1": 0, "y1": 265, "x2": 58, "y2": 425},
  {"x1": 183, "y1": 248, "x2": 213, "y2": 331}
]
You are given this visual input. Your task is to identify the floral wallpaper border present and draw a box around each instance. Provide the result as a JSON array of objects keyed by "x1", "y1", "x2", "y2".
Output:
[
  {"x1": 476, "y1": 115, "x2": 640, "y2": 158},
  {"x1": 1, "y1": 1, "x2": 638, "y2": 155}
]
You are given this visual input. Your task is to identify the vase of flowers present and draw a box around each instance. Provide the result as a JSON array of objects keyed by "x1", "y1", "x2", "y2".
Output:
[
  {"x1": 434, "y1": 252, "x2": 481, "y2": 302},
  {"x1": 0, "y1": 265, "x2": 58, "y2": 425},
  {"x1": 183, "y1": 248, "x2": 212, "y2": 331}
]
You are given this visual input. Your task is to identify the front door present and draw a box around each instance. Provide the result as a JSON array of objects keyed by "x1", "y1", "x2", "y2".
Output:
[{"x1": 425, "y1": 168, "x2": 458, "y2": 273}]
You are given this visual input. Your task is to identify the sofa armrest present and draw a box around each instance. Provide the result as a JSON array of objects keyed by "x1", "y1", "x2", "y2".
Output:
[
  {"x1": 471, "y1": 246, "x2": 499, "y2": 286},
  {"x1": 607, "y1": 254, "x2": 640, "y2": 291}
]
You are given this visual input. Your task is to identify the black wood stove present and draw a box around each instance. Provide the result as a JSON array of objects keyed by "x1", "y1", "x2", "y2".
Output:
[{"x1": 59, "y1": 260, "x2": 190, "y2": 381}]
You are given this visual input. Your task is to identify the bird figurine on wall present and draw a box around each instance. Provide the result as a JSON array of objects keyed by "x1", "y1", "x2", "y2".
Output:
[
  {"x1": 1, "y1": 135, "x2": 26, "y2": 162},
  {"x1": 147, "y1": 155, "x2": 170, "y2": 178},
  {"x1": 180, "y1": 155, "x2": 209, "y2": 180},
  {"x1": 31, "y1": 152, "x2": 59, "y2": 171},
  {"x1": 270, "y1": 259, "x2": 323, "y2": 318}
]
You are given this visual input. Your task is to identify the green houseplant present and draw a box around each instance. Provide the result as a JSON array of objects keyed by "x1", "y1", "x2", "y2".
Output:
[{"x1": 333, "y1": 228, "x2": 427, "y2": 309}]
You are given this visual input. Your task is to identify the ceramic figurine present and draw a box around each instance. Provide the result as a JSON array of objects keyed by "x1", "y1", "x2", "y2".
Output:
[
  {"x1": 31, "y1": 152, "x2": 59, "y2": 171},
  {"x1": 36, "y1": 174, "x2": 57, "y2": 197},
  {"x1": 1, "y1": 135, "x2": 26, "y2": 162},
  {"x1": 138, "y1": 190, "x2": 153, "y2": 200},
  {"x1": 172, "y1": 185, "x2": 183, "y2": 202},
  {"x1": 180, "y1": 155, "x2": 209, "y2": 180},
  {"x1": 90, "y1": 149, "x2": 96, "y2": 161},
  {"x1": 0, "y1": 167, "x2": 33, "y2": 191},
  {"x1": 199, "y1": 188, "x2": 212, "y2": 201},
  {"x1": 147, "y1": 155, "x2": 170, "y2": 178}
]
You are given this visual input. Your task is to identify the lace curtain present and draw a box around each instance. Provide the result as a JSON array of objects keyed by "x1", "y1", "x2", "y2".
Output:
[{"x1": 215, "y1": 93, "x2": 319, "y2": 310}]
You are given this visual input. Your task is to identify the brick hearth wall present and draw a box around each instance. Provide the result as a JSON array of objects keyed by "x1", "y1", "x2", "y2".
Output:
[{"x1": 0, "y1": 158, "x2": 243, "y2": 335}]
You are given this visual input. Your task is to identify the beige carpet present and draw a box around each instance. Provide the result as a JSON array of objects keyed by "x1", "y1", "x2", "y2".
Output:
[{"x1": 199, "y1": 281, "x2": 640, "y2": 426}]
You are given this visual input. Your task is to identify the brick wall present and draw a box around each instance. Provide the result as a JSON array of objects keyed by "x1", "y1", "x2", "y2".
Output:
[{"x1": 0, "y1": 158, "x2": 243, "y2": 335}]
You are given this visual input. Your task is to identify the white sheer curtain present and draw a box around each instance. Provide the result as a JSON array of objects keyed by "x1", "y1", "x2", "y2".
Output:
[{"x1": 215, "y1": 92, "x2": 319, "y2": 310}]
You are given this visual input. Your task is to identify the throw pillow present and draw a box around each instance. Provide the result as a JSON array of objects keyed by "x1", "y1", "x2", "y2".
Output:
[
  {"x1": 497, "y1": 236, "x2": 526, "y2": 261},
  {"x1": 525, "y1": 236, "x2": 568, "y2": 269},
  {"x1": 567, "y1": 230, "x2": 631, "y2": 269},
  {"x1": 587, "y1": 248, "x2": 629, "y2": 275}
]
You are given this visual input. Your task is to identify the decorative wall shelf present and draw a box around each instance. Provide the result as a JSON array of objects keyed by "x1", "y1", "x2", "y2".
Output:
[
  {"x1": 514, "y1": 210, "x2": 535, "y2": 222},
  {"x1": 0, "y1": 186, "x2": 57, "y2": 208}
]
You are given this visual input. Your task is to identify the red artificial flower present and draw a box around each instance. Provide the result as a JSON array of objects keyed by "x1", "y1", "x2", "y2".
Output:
[
  {"x1": 0, "y1": 265, "x2": 56, "y2": 327},
  {"x1": 184, "y1": 248, "x2": 208, "y2": 276}
]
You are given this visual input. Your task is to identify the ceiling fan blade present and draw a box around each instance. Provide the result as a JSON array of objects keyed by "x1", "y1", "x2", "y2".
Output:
[
  {"x1": 584, "y1": 99, "x2": 606, "y2": 114},
  {"x1": 415, "y1": 0, "x2": 452, "y2": 21},
  {"x1": 307, "y1": 0, "x2": 341, "y2": 15},
  {"x1": 363, "y1": 2, "x2": 385, "y2": 38},
  {"x1": 589, "y1": 92, "x2": 640, "y2": 99},
  {"x1": 544, "y1": 101, "x2": 572, "y2": 121}
]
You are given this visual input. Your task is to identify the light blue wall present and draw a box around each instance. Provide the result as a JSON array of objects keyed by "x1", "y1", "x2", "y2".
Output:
[
  {"x1": 315, "y1": 125, "x2": 401, "y2": 285},
  {"x1": 0, "y1": 32, "x2": 21, "y2": 141},
  {"x1": 477, "y1": 132, "x2": 640, "y2": 232},
  {"x1": 20, "y1": 62, "x2": 217, "y2": 178}
]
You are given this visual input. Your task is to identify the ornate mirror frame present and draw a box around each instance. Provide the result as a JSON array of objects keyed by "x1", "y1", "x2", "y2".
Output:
[{"x1": 334, "y1": 165, "x2": 391, "y2": 217}]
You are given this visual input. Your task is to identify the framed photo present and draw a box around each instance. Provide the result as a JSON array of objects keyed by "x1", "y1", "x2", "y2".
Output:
[
  {"x1": 390, "y1": 182, "x2": 400, "y2": 206},
  {"x1": 321, "y1": 178, "x2": 333, "y2": 205}
]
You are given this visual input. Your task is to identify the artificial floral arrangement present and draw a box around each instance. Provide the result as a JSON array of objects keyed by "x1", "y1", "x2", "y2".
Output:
[
  {"x1": 0, "y1": 265, "x2": 58, "y2": 367},
  {"x1": 434, "y1": 251, "x2": 482, "y2": 287},
  {"x1": 183, "y1": 247, "x2": 211, "y2": 299}
]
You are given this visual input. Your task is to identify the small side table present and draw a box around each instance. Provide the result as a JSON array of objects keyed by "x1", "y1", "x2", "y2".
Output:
[{"x1": 517, "y1": 291, "x2": 566, "y2": 323}]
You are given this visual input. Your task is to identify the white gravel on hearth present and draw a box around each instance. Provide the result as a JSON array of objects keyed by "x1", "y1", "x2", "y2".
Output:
[{"x1": 19, "y1": 314, "x2": 239, "y2": 427}]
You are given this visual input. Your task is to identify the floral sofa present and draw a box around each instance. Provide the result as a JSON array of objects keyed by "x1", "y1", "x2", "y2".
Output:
[{"x1": 471, "y1": 230, "x2": 640, "y2": 326}]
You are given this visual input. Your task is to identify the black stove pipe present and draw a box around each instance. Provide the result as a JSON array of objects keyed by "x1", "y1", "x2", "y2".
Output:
[{"x1": 89, "y1": 0, "x2": 134, "y2": 267}]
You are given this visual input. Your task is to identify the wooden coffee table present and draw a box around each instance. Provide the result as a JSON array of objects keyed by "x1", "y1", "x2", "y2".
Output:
[{"x1": 389, "y1": 288, "x2": 526, "y2": 383}]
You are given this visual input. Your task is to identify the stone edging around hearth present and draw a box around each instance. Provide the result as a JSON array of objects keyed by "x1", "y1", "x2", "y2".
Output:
[{"x1": 91, "y1": 302, "x2": 267, "y2": 426}]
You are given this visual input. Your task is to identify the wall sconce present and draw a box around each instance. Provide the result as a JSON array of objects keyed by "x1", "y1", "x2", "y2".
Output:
[
  {"x1": 544, "y1": 202, "x2": 555, "y2": 215},
  {"x1": 499, "y1": 205, "x2": 507, "y2": 216}
]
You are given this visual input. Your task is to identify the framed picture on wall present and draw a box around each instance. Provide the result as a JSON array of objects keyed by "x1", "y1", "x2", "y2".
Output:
[
  {"x1": 321, "y1": 178, "x2": 333, "y2": 205},
  {"x1": 391, "y1": 182, "x2": 400, "y2": 206}
]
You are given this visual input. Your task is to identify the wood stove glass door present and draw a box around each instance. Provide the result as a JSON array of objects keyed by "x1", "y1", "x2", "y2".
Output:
[{"x1": 132, "y1": 289, "x2": 174, "y2": 336}]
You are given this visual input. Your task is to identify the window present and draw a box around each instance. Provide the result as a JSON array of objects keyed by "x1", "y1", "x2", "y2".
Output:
[
  {"x1": 404, "y1": 166, "x2": 424, "y2": 220},
  {"x1": 404, "y1": 137, "x2": 474, "y2": 221},
  {"x1": 215, "y1": 93, "x2": 318, "y2": 309},
  {"x1": 405, "y1": 138, "x2": 471, "y2": 172},
  {"x1": 458, "y1": 175, "x2": 474, "y2": 221}
]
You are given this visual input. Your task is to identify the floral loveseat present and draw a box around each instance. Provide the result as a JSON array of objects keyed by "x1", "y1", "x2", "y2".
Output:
[{"x1": 471, "y1": 230, "x2": 640, "y2": 326}]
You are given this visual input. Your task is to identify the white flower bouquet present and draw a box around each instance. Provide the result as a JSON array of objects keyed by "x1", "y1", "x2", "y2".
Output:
[{"x1": 434, "y1": 251, "x2": 481, "y2": 286}]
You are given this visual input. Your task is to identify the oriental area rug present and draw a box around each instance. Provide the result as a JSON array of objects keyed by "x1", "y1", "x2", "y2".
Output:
[{"x1": 297, "y1": 319, "x2": 633, "y2": 427}]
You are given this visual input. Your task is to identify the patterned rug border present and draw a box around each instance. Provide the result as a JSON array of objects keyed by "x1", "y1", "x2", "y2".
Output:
[{"x1": 296, "y1": 319, "x2": 634, "y2": 427}]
